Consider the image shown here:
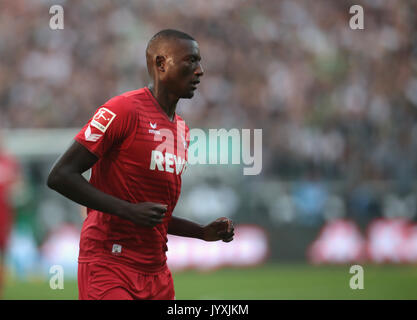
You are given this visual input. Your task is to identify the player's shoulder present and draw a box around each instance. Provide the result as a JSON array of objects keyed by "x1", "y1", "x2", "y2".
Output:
[
  {"x1": 100, "y1": 89, "x2": 147, "y2": 116},
  {"x1": 107, "y1": 87, "x2": 158, "y2": 115},
  {"x1": 119, "y1": 87, "x2": 151, "y2": 108},
  {"x1": 119, "y1": 87, "x2": 148, "y2": 100}
]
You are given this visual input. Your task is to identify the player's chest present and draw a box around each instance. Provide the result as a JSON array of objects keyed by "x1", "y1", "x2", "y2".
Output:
[{"x1": 122, "y1": 116, "x2": 188, "y2": 176}]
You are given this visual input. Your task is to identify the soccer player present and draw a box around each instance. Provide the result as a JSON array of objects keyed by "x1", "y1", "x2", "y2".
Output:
[
  {"x1": 47, "y1": 29, "x2": 235, "y2": 300},
  {"x1": 0, "y1": 132, "x2": 20, "y2": 298}
]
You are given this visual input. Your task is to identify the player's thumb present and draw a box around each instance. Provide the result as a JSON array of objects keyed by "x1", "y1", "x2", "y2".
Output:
[{"x1": 154, "y1": 203, "x2": 168, "y2": 213}]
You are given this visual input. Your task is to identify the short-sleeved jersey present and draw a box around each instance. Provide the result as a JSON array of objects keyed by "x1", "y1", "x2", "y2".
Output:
[{"x1": 74, "y1": 87, "x2": 190, "y2": 273}]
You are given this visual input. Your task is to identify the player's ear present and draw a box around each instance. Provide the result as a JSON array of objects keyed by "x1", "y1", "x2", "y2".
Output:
[{"x1": 155, "y1": 55, "x2": 165, "y2": 72}]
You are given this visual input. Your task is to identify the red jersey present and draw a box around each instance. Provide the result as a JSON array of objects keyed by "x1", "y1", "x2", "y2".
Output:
[
  {"x1": 0, "y1": 152, "x2": 19, "y2": 248},
  {"x1": 74, "y1": 87, "x2": 189, "y2": 273}
]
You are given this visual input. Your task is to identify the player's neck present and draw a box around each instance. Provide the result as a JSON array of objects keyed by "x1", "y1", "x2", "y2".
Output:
[{"x1": 147, "y1": 84, "x2": 178, "y2": 121}]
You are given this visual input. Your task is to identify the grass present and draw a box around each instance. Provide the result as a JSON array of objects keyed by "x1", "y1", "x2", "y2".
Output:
[{"x1": 3, "y1": 263, "x2": 417, "y2": 300}]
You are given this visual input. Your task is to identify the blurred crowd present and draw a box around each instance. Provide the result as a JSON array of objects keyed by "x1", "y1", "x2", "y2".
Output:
[{"x1": 1, "y1": 0, "x2": 417, "y2": 232}]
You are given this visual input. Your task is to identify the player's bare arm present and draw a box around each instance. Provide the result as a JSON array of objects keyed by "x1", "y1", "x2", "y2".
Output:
[
  {"x1": 47, "y1": 140, "x2": 167, "y2": 228},
  {"x1": 168, "y1": 216, "x2": 234, "y2": 242}
]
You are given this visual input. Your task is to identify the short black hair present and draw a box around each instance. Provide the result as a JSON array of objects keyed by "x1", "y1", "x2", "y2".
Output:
[
  {"x1": 148, "y1": 29, "x2": 195, "y2": 43},
  {"x1": 146, "y1": 29, "x2": 196, "y2": 77}
]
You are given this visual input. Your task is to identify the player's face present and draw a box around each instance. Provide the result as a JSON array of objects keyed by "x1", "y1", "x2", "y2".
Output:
[{"x1": 163, "y1": 39, "x2": 204, "y2": 99}]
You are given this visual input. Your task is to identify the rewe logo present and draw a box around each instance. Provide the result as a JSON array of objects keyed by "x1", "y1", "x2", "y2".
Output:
[{"x1": 149, "y1": 150, "x2": 187, "y2": 175}]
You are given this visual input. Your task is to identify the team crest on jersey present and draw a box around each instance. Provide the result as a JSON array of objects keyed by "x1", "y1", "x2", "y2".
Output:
[{"x1": 91, "y1": 107, "x2": 116, "y2": 132}]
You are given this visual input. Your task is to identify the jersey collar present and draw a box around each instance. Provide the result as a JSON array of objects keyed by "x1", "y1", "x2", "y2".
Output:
[{"x1": 144, "y1": 87, "x2": 177, "y2": 124}]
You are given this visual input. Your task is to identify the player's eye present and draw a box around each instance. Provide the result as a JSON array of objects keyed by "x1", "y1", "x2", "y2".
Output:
[{"x1": 188, "y1": 56, "x2": 201, "y2": 64}]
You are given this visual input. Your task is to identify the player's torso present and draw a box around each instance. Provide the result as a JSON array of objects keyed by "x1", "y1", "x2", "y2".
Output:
[
  {"x1": 93, "y1": 93, "x2": 189, "y2": 213},
  {"x1": 80, "y1": 89, "x2": 189, "y2": 268}
]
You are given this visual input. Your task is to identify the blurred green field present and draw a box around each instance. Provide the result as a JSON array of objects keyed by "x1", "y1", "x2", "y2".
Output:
[{"x1": 3, "y1": 264, "x2": 417, "y2": 300}]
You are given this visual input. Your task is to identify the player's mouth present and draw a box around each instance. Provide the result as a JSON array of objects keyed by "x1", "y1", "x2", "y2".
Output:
[{"x1": 190, "y1": 80, "x2": 200, "y2": 90}]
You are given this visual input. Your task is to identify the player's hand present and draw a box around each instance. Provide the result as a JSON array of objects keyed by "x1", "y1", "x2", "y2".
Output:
[
  {"x1": 120, "y1": 202, "x2": 167, "y2": 228},
  {"x1": 202, "y1": 217, "x2": 234, "y2": 242}
]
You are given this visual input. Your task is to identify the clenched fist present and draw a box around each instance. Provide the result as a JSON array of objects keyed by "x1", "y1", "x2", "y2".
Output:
[{"x1": 203, "y1": 217, "x2": 234, "y2": 242}]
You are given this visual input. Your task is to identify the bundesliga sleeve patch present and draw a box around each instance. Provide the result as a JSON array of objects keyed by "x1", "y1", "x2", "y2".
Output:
[{"x1": 90, "y1": 107, "x2": 116, "y2": 132}]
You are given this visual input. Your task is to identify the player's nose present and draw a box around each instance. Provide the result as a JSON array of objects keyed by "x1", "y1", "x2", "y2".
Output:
[{"x1": 194, "y1": 62, "x2": 204, "y2": 77}]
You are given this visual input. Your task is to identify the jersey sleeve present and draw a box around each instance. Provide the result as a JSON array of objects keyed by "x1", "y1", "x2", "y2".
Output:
[{"x1": 74, "y1": 95, "x2": 136, "y2": 158}]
